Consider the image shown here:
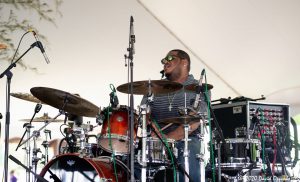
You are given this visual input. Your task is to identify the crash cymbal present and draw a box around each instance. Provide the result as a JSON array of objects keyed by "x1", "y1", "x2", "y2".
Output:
[
  {"x1": 20, "y1": 113, "x2": 64, "y2": 122},
  {"x1": 184, "y1": 83, "x2": 213, "y2": 92},
  {"x1": 117, "y1": 80, "x2": 183, "y2": 95},
  {"x1": 30, "y1": 87, "x2": 100, "y2": 117},
  {"x1": 11, "y1": 92, "x2": 43, "y2": 104},
  {"x1": 159, "y1": 116, "x2": 202, "y2": 124}
]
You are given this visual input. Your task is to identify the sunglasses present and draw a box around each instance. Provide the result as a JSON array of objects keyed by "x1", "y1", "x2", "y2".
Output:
[{"x1": 161, "y1": 55, "x2": 181, "y2": 64}]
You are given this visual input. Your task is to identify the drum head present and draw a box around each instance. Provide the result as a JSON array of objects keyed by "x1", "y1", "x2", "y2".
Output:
[{"x1": 38, "y1": 154, "x2": 128, "y2": 182}]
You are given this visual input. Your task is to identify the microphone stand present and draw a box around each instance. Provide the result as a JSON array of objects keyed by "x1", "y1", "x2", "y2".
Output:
[
  {"x1": 9, "y1": 155, "x2": 48, "y2": 182},
  {"x1": 124, "y1": 16, "x2": 136, "y2": 182},
  {"x1": 204, "y1": 92, "x2": 228, "y2": 182},
  {"x1": 0, "y1": 41, "x2": 40, "y2": 182}
]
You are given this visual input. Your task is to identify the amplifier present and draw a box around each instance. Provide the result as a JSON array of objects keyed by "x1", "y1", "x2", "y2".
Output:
[
  {"x1": 212, "y1": 101, "x2": 291, "y2": 163},
  {"x1": 211, "y1": 101, "x2": 290, "y2": 139}
]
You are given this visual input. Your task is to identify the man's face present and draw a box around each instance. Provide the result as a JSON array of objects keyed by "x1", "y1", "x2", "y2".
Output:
[{"x1": 162, "y1": 51, "x2": 184, "y2": 76}]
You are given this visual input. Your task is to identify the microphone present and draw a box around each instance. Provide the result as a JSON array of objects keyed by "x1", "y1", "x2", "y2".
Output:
[
  {"x1": 160, "y1": 70, "x2": 165, "y2": 79},
  {"x1": 130, "y1": 16, "x2": 135, "y2": 55},
  {"x1": 110, "y1": 88, "x2": 119, "y2": 108},
  {"x1": 193, "y1": 69, "x2": 205, "y2": 109},
  {"x1": 29, "y1": 29, "x2": 50, "y2": 64}
]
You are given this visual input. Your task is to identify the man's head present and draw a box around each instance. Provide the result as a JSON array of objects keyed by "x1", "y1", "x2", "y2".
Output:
[{"x1": 161, "y1": 49, "x2": 190, "y2": 81}]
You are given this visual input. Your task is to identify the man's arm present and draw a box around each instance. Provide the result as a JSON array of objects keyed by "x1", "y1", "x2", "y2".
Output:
[{"x1": 165, "y1": 121, "x2": 202, "y2": 141}]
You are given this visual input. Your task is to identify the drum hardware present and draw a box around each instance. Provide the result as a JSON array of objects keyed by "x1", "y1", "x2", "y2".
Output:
[
  {"x1": 8, "y1": 155, "x2": 48, "y2": 182},
  {"x1": 183, "y1": 123, "x2": 190, "y2": 182},
  {"x1": 139, "y1": 104, "x2": 148, "y2": 182},
  {"x1": 15, "y1": 103, "x2": 43, "y2": 182},
  {"x1": 32, "y1": 130, "x2": 42, "y2": 182},
  {"x1": 1, "y1": 39, "x2": 47, "y2": 182},
  {"x1": 19, "y1": 111, "x2": 63, "y2": 149},
  {"x1": 196, "y1": 118, "x2": 208, "y2": 182},
  {"x1": 41, "y1": 129, "x2": 51, "y2": 164},
  {"x1": 147, "y1": 121, "x2": 193, "y2": 182},
  {"x1": 117, "y1": 78, "x2": 183, "y2": 181}
]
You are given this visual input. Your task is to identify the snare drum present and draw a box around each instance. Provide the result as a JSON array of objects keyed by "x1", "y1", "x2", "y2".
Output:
[
  {"x1": 98, "y1": 106, "x2": 137, "y2": 155},
  {"x1": 38, "y1": 154, "x2": 129, "y2": 182},
  {"x1": 137, "y1": 137, "x2": 176, "y2": 165}
]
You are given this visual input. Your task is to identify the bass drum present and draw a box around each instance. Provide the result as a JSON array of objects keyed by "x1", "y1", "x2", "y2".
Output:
[{"x1": 38, "y1": 154, "x2": 129, "y2": 182}]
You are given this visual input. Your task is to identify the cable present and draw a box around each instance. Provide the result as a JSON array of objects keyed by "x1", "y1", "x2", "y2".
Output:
[
  {"x1": 10, "y1": 30, "x2": 31, "y2": 64},
  {"x1": 107, "y1": 84, "x2": 118, "y2": 182},
  {"x1": 204, "y1": 73, "x2": 216, "y2": 182},
  {"x1": 152, "y1": 119, "x2": 177, "y2": 182}
]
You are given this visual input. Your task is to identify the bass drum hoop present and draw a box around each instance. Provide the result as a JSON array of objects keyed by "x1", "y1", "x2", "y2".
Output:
[{"x1": 39, "y1": 154, "x2": 130, "y2": 182}]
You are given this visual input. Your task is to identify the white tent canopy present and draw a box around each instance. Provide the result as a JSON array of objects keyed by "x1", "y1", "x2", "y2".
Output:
[{"x1": 0, "y1": 0, "x2": 299, "y2": 141}]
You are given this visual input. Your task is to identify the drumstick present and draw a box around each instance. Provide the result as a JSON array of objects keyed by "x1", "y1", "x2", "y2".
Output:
[{"x1": 161, "y1": 123, "x2": 173, "y2": 131}]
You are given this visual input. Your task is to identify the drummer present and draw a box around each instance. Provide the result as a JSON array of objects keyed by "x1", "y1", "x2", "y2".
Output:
[{"x1": 141, "y1": 49, "x2": 210, "y2": 181}]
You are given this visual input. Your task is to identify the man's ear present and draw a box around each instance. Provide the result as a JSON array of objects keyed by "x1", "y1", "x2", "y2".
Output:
[{"x1": 181, "y1": 59, "x2": 188, "y2": 66}]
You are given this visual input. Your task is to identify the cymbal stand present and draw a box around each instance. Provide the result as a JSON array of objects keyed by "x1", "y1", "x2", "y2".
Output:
[
  {"x1": 148, "y1": 120, "x2": 193, "y2": 182},
  {"x1": 78, "y1": 126, "x2": 87, "y2": 158},
  {"x1": 19, "y1": 111, "x2": 62, "y2": 148},
  {"x1": 183, "y1": 123, "x2": 190, "y2": 182},
  {"x1": 41, "y1": 129, "x2": 51, "y2": 164},
  {"x1": 15, "y1": 103, "x2": 42, "y2": 182},
  {"x1": 24, "y1": 123, "x2": 34, "y2": 182},
  {"x1": 182, "y1": 92, "x2": 190, "y2": 182},
  {"x1": 139, "y1": 103, "x2": 148, "y2": 182},
  {"x1": 195, "y1": 115, "x2": 207, "y2": 182},
  {"x1": 139, "y1": 79, "x2": 153, "y2": 182},
  {"x1": 32, "y1": 130, "x2": 41, "y2": 182}
]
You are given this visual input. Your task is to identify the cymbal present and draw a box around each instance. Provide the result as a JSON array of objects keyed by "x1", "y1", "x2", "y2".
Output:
[
  {"x1": 11, "y1": 92, "x2": 43, "y2": 104},
  {"x1": 159, "y1": 116, "x2": 202, "y2": 124},
  {"x1": 184, "y1": 83, "x2": 213, "y2": 92},
  {"x1": 30, "y1": 87, "x2": 100, "y2": 117},
  {"x1": 20, "y1": 113, "x2": 64, "y2": 122},
  {"x1": 117, "y1": 80, "x2": 183, "y2": 95}
]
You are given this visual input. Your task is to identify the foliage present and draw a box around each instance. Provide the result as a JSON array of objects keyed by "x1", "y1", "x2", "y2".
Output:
[{"x1": 0, "y1": 0, "x2": 63, "y2": 70}]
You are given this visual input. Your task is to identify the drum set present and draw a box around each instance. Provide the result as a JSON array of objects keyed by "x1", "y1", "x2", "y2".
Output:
[{"x1": 8, "y1": 80, "x2": 291, "y2": 182}]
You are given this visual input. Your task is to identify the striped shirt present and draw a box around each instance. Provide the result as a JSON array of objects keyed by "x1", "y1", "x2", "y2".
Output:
[{"x1": 141, "y1": 74, "x2": 209, "y2": 135}]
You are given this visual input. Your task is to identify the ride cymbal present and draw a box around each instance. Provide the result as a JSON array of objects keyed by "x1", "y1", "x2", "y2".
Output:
[
  {"x1": 117, "y1": 80, "x2": 183, "y2": 95},
  {"x1": 11, "y1": 92, "x2": 43, "y2": 104},
  {"x1": 30, "y1": 87, "x2": 100, "y2": 117}
]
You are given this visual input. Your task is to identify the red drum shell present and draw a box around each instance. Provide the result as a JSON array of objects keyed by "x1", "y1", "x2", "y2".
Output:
[{"x1": 39, "y1": 154, "x2": 128, "y2": 182}]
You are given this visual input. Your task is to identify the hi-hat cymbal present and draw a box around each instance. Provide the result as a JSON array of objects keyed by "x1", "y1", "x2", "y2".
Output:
[
  {"x1": 117, "y1": 80, "x2": 183, "y2": 95},
  {"x1": 11, "y1": 92, "x2": 43, "y2": 104},
  {"x1": 184, "y1": 83, "x2": 213, "y2": 92},
  {"x1": 20, "y1": 113, "x2": 64, "y2": 122},
  {"x1": 30, "y1": 87, "x2": 100, "y2": 117},
  {"x1": 159, "y1": 116, "x2": 202, "y2": 124}
]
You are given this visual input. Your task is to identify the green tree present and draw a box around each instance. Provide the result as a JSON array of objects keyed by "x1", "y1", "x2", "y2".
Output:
[{"x1": 0, "y1": 0, "x2": 62, "y2": 69}]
